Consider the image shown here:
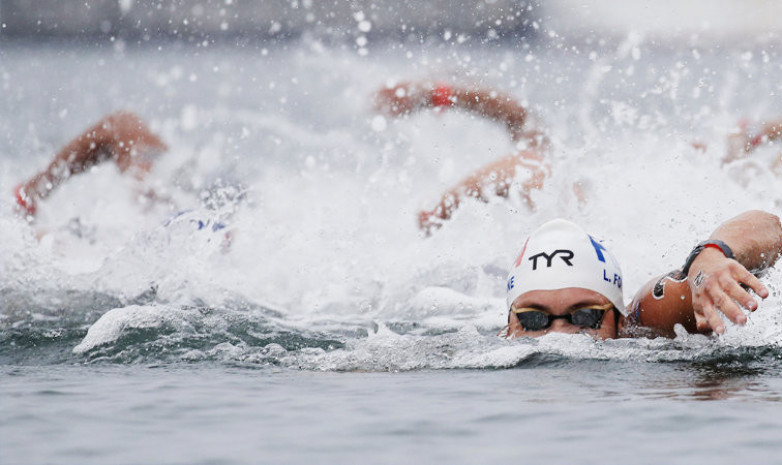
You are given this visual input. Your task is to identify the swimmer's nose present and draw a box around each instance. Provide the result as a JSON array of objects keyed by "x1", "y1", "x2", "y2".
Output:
[{"x1": 548, "y1": 318, "x2": 579, "y2": 334}]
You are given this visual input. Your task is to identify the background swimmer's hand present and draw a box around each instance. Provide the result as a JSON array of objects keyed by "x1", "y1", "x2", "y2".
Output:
[
  {"x1": 722, "y1": 118, "x2": 779, "y2": 165},
  {"x1": 686, "y1": 248, "x2": 769, "y2": 334},
  {"x1": 724, "y1": 120, "x2": 754, "y2": 164},
  {"x1": 13, "y1": 184, "x2": 37, "y2": 219},
  {"x1": 418, "y1": 208, "x2": 445, "y2": 236}
]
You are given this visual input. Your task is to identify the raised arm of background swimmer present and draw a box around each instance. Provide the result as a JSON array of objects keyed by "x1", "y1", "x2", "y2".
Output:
[
  {"x1": 14, "y1": 111, "x2": 168, "y2": 217},
  {"x1": 723, "y1": 118, "x2": 782, "y2": 164},
  {"x1": 630, "y1": 210, "x2": 782, "y2": 336},
  {"x1": 374, "y1": 81, "x2": 551, "y2": 234},
  {"x1": 374, "y1": 81, "x2": 547, "y2": 146}
]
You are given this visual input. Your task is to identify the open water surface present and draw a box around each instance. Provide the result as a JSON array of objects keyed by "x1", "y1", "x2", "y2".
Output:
[
  {"x1": 4, "y1": 361, "x2": 782, "y2": 464},
  {"x1": 4, "y1": 17, "x2": 782, "y2": 464}
]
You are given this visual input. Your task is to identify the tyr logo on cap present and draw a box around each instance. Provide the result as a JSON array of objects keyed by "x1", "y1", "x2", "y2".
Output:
[
  {"x1": 506, "y1": 219, "x2": 626, "y2": 316},
  {"x1": 528, "y1": 249, "x2": 574, "y2": 270}
]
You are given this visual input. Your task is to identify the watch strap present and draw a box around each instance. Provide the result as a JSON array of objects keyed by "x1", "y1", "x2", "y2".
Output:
[{"x1": 681, "y1": 240, "x2": 735, "y2": 275}]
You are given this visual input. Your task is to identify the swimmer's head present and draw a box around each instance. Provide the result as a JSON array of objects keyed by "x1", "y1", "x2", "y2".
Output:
[{"x1": 506, "y1": 219, "x2": 625, "y2": 315}]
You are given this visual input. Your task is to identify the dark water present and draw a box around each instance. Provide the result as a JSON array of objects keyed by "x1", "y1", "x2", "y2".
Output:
[{"x1": 4, "y1": 361, "x2": 782, "y2": 465}]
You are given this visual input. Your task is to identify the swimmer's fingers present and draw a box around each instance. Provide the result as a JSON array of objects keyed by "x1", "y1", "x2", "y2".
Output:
[
  {"x1": 690, "y1": 277, "x2": 727, "y2": 334},
  {"x1": 689, "y1": 267, "x2": 717, "y2": 333},
  {"x1": 702, "y1": 277, "x2": 746, "y2": 329},
  {"x1": 734, "y1": 263, "x2": 769, "y2": 300},
  {"x1": 712, "y1": 261, "x2": 768, "y2": 320},
  {"x1": 696, "y1": 262, "x2": 767, "y2": 333},
  {"x1": 689, "y1": 273, "x2": 733, "y2": 334},
  {"x1": 692, "y1": 307, "x2": 709, "y2": 333},
  {"x1": 695, "y1": 300, "x2": 726, "y2": 334}
]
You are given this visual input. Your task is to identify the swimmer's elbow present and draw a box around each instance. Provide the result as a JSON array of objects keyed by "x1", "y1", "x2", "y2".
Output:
[
  {"x1": 762, "y1": 210, "x2": 782, "y2": 233},
  {"x1": 730, "y1": 210, "x2": 782, "y2": 265},
  {"x1": 724, "y1": 210, "x2": 781, "y2": 236},
  {"x1": 747, "y1": 209, "x2": 780, "y2": 225},
  {"x1": 747, "y1": 209, "x2": 782, "y2": 244},
  {"x1": 104, "y1": 111, "x2": 146, "y2": 128},
  {"x1": 763, "y1": 210, "x2": 782, "y2": 256}
]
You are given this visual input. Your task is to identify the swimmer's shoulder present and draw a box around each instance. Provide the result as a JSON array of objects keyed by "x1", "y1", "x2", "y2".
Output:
[{"x1": 621, "y1": 269, "x2": 697, "y2": 337}]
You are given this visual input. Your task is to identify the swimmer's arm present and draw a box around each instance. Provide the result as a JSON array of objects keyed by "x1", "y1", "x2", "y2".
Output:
[
  {"x1": 418, "y1": 151, "x2": 549, "y2": 235},
  {"x1": 725, "y1": 118, "x2": 782, "y2": 164},
  {"x1": 51, "y1": 111, "x2": 166, "y2": 179},
  {"x1": 624, "y1": 272, "x2": 697, "y2": 337},
  {"x1": 685, "y1": 210, "x2": 781, "y2": 334},
  {"x1": 374, "y1": 81, "x2": 545, "y2": 145},
  {"x1": 17, "y1": 112, "x2": 167, "y2": 212},
  {"x1": 374, "y1": 81, "x2": 551, "y2": 234},
  {"x1": 749, "y1": 119, "x2": 782, "y2": 146},
  {"x1": 628, "y1": 210, "x2": 782, "y2": 336}
]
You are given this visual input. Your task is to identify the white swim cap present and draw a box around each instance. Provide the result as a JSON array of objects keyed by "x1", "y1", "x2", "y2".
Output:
[{"x1": 506, "y1": 219, "x2": 626, "y2": 315}]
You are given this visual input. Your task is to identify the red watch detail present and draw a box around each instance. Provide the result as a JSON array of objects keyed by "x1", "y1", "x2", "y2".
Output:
[
  {"x1": 431, "y1": 85, "x2": 453, "y2": 107},
  {"x1": 703, "y1": 243, "x2": 728, "y2": 255}
]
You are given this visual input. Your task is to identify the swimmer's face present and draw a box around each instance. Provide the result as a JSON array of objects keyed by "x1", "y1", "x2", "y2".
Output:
[{"x1": 506, "y1": 288, "x2": 618, "y2": 339}]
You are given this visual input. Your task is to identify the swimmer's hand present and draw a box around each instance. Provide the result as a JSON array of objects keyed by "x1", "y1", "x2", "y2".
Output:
[
  {"x1": 13, "y1": 184, "x2": 38, "y2": 219},
  {"x1": 723, "y1": 118, "x2": 765, "y2": 165},
  {"x1": 418, "y1": 208, "x2": 445, "y2": 236},
  {"x1": 687, "y1": 248, "x2": 769, "y2": 334}
]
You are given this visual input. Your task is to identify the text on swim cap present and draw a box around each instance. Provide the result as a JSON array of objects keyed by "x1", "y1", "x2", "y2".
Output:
[
  {"x1": 528, "y1": 249, "x2": 574, "y2": 270},
  {"x1": 603, "y1": 269, "x2": 622, "y2": 289}
]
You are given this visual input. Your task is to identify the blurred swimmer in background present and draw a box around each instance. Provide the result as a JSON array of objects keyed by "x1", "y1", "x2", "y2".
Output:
[
  {"x1": 374, "y1": 80, "x2": 554, "y2": 235},
  {"x1": 12, "y1": 112, "x2": 232, "y2": 251},
  {"x1": 375, "y1": 80, "x2": 782, "y2": 234},
  {"x1": 375, "y1": 81, "x2": 782, "y2": 339},
  {"x1": 722, "y1": 117, "x2": 782, "y2": 174},
  {"x1": 13, "y1": 111, "x2": 168, "y2": 219}
]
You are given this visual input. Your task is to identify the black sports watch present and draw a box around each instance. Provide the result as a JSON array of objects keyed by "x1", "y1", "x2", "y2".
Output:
[{"x1": 681, "y1": 240, "x2": 735, "y2": 276}]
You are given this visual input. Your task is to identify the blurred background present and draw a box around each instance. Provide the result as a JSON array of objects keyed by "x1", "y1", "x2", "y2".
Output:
[
  {"x1": 2, "y1": 0, "x2": 782, "y2": 40},
  {"x1": 0, "y1": 0, "x2": 532, "y2": 40},
  {"x1": 4, "y1": 0, "x2": 782, "y2": 306}
]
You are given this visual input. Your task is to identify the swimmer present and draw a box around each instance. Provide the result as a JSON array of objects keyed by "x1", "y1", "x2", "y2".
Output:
[
  {"x1": 375, "y1": 81, "x2": 782, "y2": 339},
  {"x1": 723, "y1": 117, "x2": 782, "y2": 175},
  {"x1": 374, "y1": 81, "x2": 553, "y2": 235},
  {"x1": 13, "y1": 111, "x2": 168, "y2": 219},
  {"x1": 500, "y1": 210, "x2": 782, "y2": 339},
  {"x1": 12, "y1": 112, "x2": 242, "y2": 253}
]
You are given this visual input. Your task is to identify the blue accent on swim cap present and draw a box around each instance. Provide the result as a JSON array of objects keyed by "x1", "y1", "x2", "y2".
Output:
[{"x1": 589, "y1": 235, "x2": 607, "y2": 263}]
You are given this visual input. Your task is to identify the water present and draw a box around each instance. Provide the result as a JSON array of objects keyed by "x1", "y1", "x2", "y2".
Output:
[
  {"x1": 4, "y1": 23, "x2": 782, "y2": 464},
  {"x1": 5, "y1": 362, "x2": 782, "y2": 464}
]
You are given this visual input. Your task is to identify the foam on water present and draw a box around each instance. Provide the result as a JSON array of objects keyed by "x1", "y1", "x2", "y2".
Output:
[{"x1": 3, "y1": 35, "x2": 782, "y2": 370}]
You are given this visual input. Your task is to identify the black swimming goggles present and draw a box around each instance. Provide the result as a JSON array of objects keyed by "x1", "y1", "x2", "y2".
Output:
[{"x1": 510, "y1": 303, "x2": 614, "y2": 331}]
